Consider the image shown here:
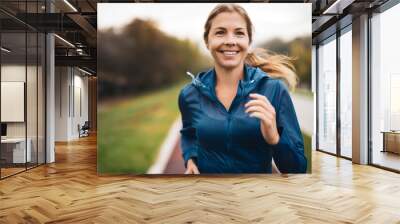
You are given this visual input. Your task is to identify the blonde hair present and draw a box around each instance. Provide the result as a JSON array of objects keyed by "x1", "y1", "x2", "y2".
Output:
[{"x1": 203, "y1": 3, "x2": 298, "y2": 91}]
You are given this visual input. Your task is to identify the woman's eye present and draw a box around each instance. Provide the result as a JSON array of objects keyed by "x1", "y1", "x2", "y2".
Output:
[
  {"x1": 236, "y1": 32, "x2": 245, "y2": 36},
  {"x1": 215, "y1": 31, "x2": 224, "y2": 35}
]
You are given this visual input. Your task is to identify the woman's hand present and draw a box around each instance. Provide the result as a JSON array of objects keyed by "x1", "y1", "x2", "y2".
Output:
[
  {"x1": 185, "y1": 158, "x2": 200, "y2": 174},
  {"x1": 245, "y1": 93, "x2": 280, "y2": 145}
]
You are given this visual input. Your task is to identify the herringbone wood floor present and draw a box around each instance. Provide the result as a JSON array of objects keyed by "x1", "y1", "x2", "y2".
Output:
[{"x1": 1, "y1": 134, "x2": 400, "y2": 223}]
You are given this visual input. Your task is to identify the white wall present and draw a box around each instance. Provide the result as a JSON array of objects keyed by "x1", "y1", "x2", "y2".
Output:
[
  {"x1": 55, "y1": 66, "x2": 70, "y2": 141},
  {"x1": 55, "y1": 67, "x2": 89, "y2": 141},
  {"x1": 1, "y1": 65, "x2": 33, "y2": 138}
]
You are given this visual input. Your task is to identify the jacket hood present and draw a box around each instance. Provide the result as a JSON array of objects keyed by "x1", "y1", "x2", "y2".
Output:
[{"x1": 186, "y1": 64, "x2": 270, "y2": 102}]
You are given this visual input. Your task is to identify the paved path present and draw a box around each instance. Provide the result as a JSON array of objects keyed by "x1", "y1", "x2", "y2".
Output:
[
  {"x1": 290, "y1": 93, "x2": 314, "y2": 136},
  {"x1": 163, "y1": 138, "x2": 186, "y2": 174}
]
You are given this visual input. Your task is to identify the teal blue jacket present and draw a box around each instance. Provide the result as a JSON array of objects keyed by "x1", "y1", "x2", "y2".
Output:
[{"x1": 178, "y1": 65, "x2": 307, "y2": 173}]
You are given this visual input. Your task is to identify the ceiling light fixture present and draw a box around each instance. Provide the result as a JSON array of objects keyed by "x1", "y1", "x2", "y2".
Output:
[
  {"x1": 1, "y1": 47, "x2": 11, "y2": 53},
  {"x1": 78, "y1": 67, "x2": 93, "y2": 76},
  {"x1": 63, "y1": 0, "x2": 78, "y2": 12},
  {"x1": 322, "y1": 0, "x2": 354, "y2": 15},
  {"x1": 54, "y1": 34, "x2": 75, "y2": 48}
]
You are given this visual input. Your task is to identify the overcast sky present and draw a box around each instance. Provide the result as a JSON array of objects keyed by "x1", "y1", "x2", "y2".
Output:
[{"x1": 98, "y1": 3, "x2": 311, "y2": 54}]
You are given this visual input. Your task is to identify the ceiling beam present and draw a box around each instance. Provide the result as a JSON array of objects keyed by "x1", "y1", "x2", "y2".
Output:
[
  {"x1": 322, "y1": 0, "x2": 356, "y2": 15},
  {"x1": 55, "y1": 55, "x2": 96, "y2": 70},
  {"x1": 67, "y1": 13, "x2": 97, "y2": 39}
]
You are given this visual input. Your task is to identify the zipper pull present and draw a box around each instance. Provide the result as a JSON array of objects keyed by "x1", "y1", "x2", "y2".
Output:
[
  {"x1": 186, "y1": 71, "x2": 199, "y2": 86},
  {"x1": 186, "y1": 71, "x2": 195, "y2": 80},
  {"x1": 186, "y1": 71, "x2": 206, "y2": 88}
]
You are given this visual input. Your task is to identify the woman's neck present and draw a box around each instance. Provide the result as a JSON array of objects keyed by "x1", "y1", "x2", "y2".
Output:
[{"x1": 214, "y1": 64, "x2": 244, "y2": 88}]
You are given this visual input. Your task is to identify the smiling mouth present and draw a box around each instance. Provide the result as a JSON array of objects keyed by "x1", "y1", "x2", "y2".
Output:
[{"x1": 218, "y1": 50, "x2": 240, "y2": 56}]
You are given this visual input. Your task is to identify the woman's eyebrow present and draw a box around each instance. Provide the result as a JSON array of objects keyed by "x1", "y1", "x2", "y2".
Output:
[
  {"x1": 213, "y1": 27, "x2": 226, "y2": 30},
  {"x1": 213, "y1": 27, "x2": 246, "y2": 30}
]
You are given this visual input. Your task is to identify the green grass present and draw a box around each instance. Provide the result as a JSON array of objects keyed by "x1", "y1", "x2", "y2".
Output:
[
  {"x1": 302, "y1": 132, "x2": 312, "y2": 173},
  {"x1": 293, "y1": 88, "x2": 313, "y2": 99},
  {"x1": 98, "y1": 83, "x2": 184, "y2": 174}
]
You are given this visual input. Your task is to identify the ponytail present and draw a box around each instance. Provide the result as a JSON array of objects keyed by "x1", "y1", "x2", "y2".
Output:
[{"x1": 245, "y1": 48, "x2": 298, "y2": 91}]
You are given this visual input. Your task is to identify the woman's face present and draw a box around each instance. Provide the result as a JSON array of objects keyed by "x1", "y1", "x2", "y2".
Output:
[{"x1": 206, "y1": 12, "x2": 250, "y2": 70}]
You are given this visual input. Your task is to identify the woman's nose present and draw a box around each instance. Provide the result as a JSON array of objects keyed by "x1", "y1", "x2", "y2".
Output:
[{"x1": 223, "y1": 34, "x2": 237, "y2": 46}]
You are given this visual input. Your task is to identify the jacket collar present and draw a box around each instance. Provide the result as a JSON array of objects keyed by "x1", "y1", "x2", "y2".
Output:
[{"x1": 187, "y1": 64, "x2": 270, "y2": 102}]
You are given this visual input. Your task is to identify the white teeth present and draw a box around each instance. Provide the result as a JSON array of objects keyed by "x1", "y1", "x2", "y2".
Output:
[{"x1": 222, "y1": 51, "x2": 238, "y2": 56}]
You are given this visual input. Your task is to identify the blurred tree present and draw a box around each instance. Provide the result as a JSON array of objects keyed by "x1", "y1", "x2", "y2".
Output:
[
  {"x1": 98, "y1": 18, "x2": 211, "y2": 98},
  {"x1": 259, "y1": 36, "x2": 311, "y2": 89}
]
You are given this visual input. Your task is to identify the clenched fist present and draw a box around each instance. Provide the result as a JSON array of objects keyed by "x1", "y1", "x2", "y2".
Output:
[{"x1": 245, "y1": 93, "x2": 280, "y2": 145}]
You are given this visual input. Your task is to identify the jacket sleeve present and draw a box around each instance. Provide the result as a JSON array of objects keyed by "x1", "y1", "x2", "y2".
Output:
[
  {"x1": 271, "y1": 81, "x2": 307, "y2": 173},
  {"x1": 178, "y1": 89, "x2": 198, "y2": 167}
]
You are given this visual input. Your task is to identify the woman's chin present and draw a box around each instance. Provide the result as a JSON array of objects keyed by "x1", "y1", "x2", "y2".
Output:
[{"x1": 216, "y1": 61, "x2": 242, "y2": 70}]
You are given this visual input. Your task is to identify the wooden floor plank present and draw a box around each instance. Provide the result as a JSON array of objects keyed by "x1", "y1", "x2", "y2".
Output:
[{"x1": 0, "y1": 134, "x2": 400, "y2": 223}]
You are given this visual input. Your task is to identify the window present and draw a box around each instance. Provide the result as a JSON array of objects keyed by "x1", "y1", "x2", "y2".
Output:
[
  {"x1": 317, "y1": 36, "x2": 337, "y2": 154},
  {"x1": 0, "y1": 1, "x2": 46, "y2": 179},
  {"x1": 339, "y1": 28, "x2": 352, "y2": 158},
  {"x1": 370, "y1": 2, "x2": 400, "y2": 171}
]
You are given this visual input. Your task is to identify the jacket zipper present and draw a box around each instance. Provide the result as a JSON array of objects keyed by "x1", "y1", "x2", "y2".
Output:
[
  {"x1": 188, "y1": 72, "x2": 259, "y2": 153},
  {"x1": 225, "y1": 82, "x2": 243, "y2": 152}
]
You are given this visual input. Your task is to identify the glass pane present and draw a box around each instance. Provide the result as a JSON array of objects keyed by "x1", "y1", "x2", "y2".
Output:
[
  {"x1": 1, "y1": 31, "x2": 27, "y2": 177},
  {"x1": 38, "y1": 33, "x2": 45, "y2": 165},
  {"x1": 371, "y1": 3, "x2": 400, "y2": 171},
  {"x1": 27, "y1": 31, "x2": 38, "y2": 169},
  {"x1": 26, "y1": 0, "x2": 38, "y2": 169},
  {"x1": 73, "y1": 69, "x2": 87, "y2": 139},
  {"x1": 318, "y1": 37, "x2": 337, "y2": 154},
  {"x1": 340, "y1": 29, "x2": 352, "y2": 158}
]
